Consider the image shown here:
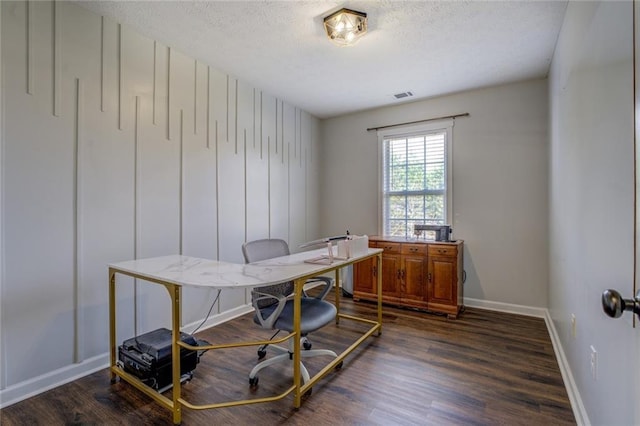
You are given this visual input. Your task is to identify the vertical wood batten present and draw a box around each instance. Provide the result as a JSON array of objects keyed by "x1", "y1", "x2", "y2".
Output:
[
  {"x1": 234, "y1": 78, "x2": 238, "y2": 153},
  {"x1": 193, "y1": 60, "x2": 197, "y2": 135},
  {"x1": 308, "y1": 115, "x2": 312, "y2": 164},
  {"x1": 252, "y1": 88, "x2": 256, "y2": 149},
  {"x1": 268, "y1": 135, "x2": 271, "y2": 238},
  {"x1": 295, "y1": 108, "x2": 299, "y2": 159},
  {"x1": 0, "y1": 0, "x2": 4, "y2": 391},
  {"x1": 134, "y1": 96, "x2": 140, "y2": 261},
  {"x1": 52, "y1": 0, "x2": 60, "y2": 116},
  {"x1": 73, "y1": 78, "x2": 84, "y2": 363},
  {"x1": 304, "y1": 149, "x2": 308, "y2": 241},
  {"x1": 25, "y1": 1, "x2": 31, "y2": 94},
  {"x1": 226, "y1": 74, "x2": 229, "y2": 143},
  {"x1": 244, "y1": 125, "x2": 249, "y2": 306},
  {"x1": 206, "y1": 67, "x2": 210, "y2": 149},
  {"x1": 166, "y1": 47, "x2": 171, "y2": 140},
  {"x1": 179, "y1": 110, "x2": 184, "y2": 255},
  {"x1": 215, "y1": 119, "x2": 220, "y2": 259},
  {"x1": 278, "y1": 99, "x2": 282, "y2": 161},
  {"x1": 117, "y1": 23, "x2": 122, "y2": 129},
  {"x1": 276, "y1": 99, "x2": 280, "y2": 161},
  {"x1": 275, "y1": 98, "x2": 279, "y2": 155},
  {"x1": 152, "y1": 41, "x2": 157, "y2": 124},
  {"x1": 243, "y1": 128, "x2": 247, "y2": 242},
  {"x1": 133, "y1": 95, "x2": 141, "y2": 338},
  {"x1": 287, "y1": 143, "x2": 291, "y2": 244},
  {"x1": 313, "y1": 118, "x2": 316, "y2": 164},
  {"x1": 100, "y1": 16, "x2": 105, "y2": 112}
]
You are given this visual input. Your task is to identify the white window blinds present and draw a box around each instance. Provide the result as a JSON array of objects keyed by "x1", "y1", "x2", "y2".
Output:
[{"x1": 381, "y1": 127, "x2": 450, "y2": 238}]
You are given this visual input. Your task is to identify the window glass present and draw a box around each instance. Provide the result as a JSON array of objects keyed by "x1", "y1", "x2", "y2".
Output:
[{"x1": 382, "y1": 127, "x2": 449, "y2": 238}]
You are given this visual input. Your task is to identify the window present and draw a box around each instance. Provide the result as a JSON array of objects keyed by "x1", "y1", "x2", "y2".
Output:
[{"x1": 379, "y1": 122, "x2": 452, "y2": 238}]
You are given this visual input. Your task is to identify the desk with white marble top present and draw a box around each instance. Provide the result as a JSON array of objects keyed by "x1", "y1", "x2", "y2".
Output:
[{"x1": 108, "y1": 247, "x2": 383, "y2": 425}]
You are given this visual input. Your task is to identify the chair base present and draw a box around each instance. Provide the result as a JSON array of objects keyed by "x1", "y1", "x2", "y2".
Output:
[
  {"x1": 258, "y1": 336, "x2": 312, "y2": 359},
  {"x1": 249, "y1": 338, "x2": 337, "y2": 387}
]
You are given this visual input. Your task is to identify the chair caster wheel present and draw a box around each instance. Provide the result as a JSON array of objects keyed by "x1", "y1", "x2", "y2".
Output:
[
  {"x1": 249, "y1": 376, "x2": 259, "y2": 389},
  {"x1": 257, "y1": 349, "x2": 267, "y2": 359},
  {"x1": 303, "y1": 341, "x2": 312, "y2": 350},
  {"x1": 335, "y1": 361, "x2": 344, "y2": 370}
]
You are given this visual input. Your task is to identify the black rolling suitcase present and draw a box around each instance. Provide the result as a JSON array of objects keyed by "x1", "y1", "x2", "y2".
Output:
[{"x1": 117, "y1": 328, "x2": 200, "y2": 391}]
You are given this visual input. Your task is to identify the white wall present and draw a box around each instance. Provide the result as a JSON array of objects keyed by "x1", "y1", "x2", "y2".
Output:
[
  {"x1": 549, "y1": 2, "x2": 639, "y2": 425},
  {"x1": 0, "y1": 0, "x2": 322, "y2": 406},
  {"x1": 320, "y1": 79, "x2": 549, "y2": 308}
]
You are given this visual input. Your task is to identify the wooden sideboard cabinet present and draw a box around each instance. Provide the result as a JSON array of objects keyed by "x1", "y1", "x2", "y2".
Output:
[{"x1": 353, "y1": 237, "x2": 464, "y2": 318}]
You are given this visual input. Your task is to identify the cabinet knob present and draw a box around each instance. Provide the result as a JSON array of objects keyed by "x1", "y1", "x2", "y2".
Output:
[{"x1": 428, "y1": 273, "x2": 432, "y2": 282}]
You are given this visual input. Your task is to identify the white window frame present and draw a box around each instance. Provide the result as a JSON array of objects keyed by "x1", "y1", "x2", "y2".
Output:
[{"x1": 377, "y1": 119, "x2": 454, "y2": 237}]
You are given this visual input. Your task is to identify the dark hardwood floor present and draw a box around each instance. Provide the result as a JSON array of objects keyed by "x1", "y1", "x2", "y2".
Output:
[{"x1": 0, "y1": 292, "x2": 575, "y2": 425}]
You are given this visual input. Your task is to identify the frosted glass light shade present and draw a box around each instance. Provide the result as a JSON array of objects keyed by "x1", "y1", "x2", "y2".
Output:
[{"x1": 323, "y1": 8, "x2": 367, "y2": 47}]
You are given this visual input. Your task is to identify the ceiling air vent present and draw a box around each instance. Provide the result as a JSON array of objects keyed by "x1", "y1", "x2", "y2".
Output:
[{"x1": 393, "y1": 91, "x2": 413, "y2": 99}]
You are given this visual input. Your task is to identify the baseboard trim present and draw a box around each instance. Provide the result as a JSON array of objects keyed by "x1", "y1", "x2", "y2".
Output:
[
  {"x1": 0, "y1": 304, "x2": 254, "y2": 409},
  {"x1": 464, "y1": 297, "x2": 589, "y2": 425},
  {"x1": 543, "y1": 310, "x2": 590, "y2": 426},
  {"x1": 464, "y1": 297, "x2": 547, "y2": 317},
  {"x1": 0, "y1": 353, "x2": 109, "y2": 409}
]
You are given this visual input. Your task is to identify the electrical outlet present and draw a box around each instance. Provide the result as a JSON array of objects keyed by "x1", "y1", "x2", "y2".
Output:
[
  {"x1": 590, "y1": 345, "x2": 597, "y2": 380},
  {"x1": 571, "y1": 314, "x2": 576, "y2": 338}
]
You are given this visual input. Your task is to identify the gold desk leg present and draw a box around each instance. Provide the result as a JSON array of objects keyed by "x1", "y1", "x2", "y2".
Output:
[
  {"x1": 335, "y1": 267, "x2": 341, "y2": 324},
  {"x1": 293, "y1": 278, "x2": 303, "y2": 408},
  {"x1": 376, "y1": 253, "x2": 383, "y2": 336},
  {"x1": 169, "y1": 284, "x2": 182, "y2": 425},
  {"x1": 109, "y1": 268, "x2": 117, "y2": 383}
]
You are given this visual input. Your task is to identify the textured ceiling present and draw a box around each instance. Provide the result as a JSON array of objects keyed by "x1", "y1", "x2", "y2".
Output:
[{"x1": 76, "y1": 1, "x2": 568, "y2": 119}]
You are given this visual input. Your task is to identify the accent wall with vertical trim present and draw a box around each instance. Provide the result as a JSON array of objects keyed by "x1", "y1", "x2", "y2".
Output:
[{"x1": 0, "y1": 0, "x2": 322, "y2": 406}]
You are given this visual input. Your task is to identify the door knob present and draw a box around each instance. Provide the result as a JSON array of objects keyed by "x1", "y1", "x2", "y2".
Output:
[{"x1": 601, "y1": 289, "x2": 640, "y2": 319}]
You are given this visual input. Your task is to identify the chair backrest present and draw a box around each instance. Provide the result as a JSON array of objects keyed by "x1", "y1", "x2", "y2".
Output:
[
  {"x1": 242, "y1": 239, "x2": 290, "y2": 263},
  {"x1": 242, "y1": 239, "x2": 294, "y2": 309}
]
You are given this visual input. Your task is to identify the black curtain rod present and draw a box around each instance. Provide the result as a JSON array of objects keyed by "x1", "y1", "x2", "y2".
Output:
[{"x1": 366, "y1": 112, "x2": 470, "y2": 132}]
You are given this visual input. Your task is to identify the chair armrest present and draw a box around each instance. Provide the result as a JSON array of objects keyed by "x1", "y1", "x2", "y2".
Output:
[
  {"x1": 252, "y1": 290, "x2": 289, "y2": 329},
  {"x1": 304, "y1": 276, "x2": 334, "y2": 300}
]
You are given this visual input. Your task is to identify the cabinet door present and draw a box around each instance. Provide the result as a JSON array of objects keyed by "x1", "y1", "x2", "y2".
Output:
[
  {"x1": 403, "y1": 255, "x2": 426, "y2": 302},
  {"x1": 353, "y1": 255, "x2": 377, "y2": 296},
  {"x1": 380, "y1": 253, "x2": 402, "y2": 300},
  {"x1": 428, "y1": 256, "x2": 456, "y2": 305}
]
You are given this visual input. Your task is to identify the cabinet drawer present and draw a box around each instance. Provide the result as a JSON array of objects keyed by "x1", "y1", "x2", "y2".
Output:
[
  {"x1": 374, "y1": 241, "x2": 401, "y2": 254},
  {"x1": 401, "y1": 243, "x2": 427, "y2": 256},
  {"x1": 428, "y1": 245, "x2": 457, "y2": 257}
]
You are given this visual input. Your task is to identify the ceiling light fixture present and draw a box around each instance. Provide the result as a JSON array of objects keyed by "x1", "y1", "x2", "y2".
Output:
[{"x1": 323, "y1": 8, "x2": 368, "y2": 47}]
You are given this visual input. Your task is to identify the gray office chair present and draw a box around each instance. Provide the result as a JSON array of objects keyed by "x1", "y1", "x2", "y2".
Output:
[{"x1": 242, "y1": 238, "x2": 339, "y2": 389}]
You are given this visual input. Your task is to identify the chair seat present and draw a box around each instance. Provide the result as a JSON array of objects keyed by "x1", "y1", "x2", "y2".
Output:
[{"x1": 254, "y1": 298, "x2": 337, "y2": 334}]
